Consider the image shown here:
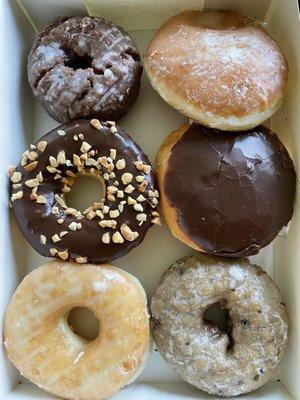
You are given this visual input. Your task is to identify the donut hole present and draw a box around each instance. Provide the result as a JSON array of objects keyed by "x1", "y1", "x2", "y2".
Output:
[
  {"x1": 203, "y1": 301, "x2": 234, "y2": 351},
  {"x1": 67, "y1": 307, "x2": 100, "y2": 341},
  {"x1": 65, "y1": 174, "x2": 105, "y2": 212},
  {"x1": 66, "y1": 53, "x2": 93, "y2": 70}
]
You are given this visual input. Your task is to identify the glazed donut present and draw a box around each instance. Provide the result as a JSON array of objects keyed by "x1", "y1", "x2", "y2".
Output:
[
  {"x1": 27, "y1": 16, "x2": 142, "y2": 123},
  {"x1": 156, "y1": 123, "x2": 295, "y2": 257},
  {"x1": 4, "y1": 261, "x2": 150, "y2": 400},
  {"x1": 145, "y1": 10, "x2": 288, "y2": 131},
  {"x1": 151, "y1": 253, "x2": 288, "y2": 397},
  {"x1": 9, "y1": 119, "x2": 160, "y2": 264}
]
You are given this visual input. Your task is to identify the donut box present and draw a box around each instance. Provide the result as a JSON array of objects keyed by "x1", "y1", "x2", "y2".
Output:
[{"x1": 1, "y1": 0, "x2": 299, "y2": 399}]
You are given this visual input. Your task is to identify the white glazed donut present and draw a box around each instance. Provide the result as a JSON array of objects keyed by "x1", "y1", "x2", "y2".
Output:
[
  {"x1": 4, "y1": 261, "x2": 150, "y2": 400},
  {"x1": 145, "y1": 10, "x2": 288, "y2": 131}
]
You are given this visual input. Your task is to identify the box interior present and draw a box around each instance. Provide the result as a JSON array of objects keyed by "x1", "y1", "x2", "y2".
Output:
[{"x1": 1, "y1": 0, "x2": 299, "y2": 399}]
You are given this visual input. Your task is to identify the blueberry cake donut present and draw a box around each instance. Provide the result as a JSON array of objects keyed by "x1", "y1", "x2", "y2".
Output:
[{"x1": 151, "y1": 253, "x2": 288, "y2": 397}]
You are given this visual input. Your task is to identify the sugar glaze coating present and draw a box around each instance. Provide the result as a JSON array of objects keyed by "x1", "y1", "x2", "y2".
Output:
[
  {"x1": 4, "y1": 261, "x2": 150, "y2": 400},
  {"x1": 28, "y1": 16, "x2": 142, "y2": 123},
  {"x1": 146, "y1": 10, "x2": 288, "y2": 130},
  {"x1": 151, "y1": 253, "x2": 288, "y2": 397}
]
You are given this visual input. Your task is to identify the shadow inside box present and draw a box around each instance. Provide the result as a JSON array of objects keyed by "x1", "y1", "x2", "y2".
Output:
[
  {"x1": 148, "y1": 381, "x2": 210, "y2": 399},
  {"x1": 146, "y1": 380, "x2": 292, "y2": 400},
  {"x1": 9, "y1": 211, "x2": 29, "y2": 282}
]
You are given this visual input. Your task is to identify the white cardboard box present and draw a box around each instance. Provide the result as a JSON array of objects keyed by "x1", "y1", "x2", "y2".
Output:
[{"x1": 0, "y1": 0, "x2": 299, "y2": 399}]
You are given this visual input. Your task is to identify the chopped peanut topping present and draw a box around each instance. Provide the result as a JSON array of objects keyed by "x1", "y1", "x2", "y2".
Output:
[
  {"x1": 76, "y1": 257, "x2": 87, "y2": 264},
  {"x1": 120, "y1": 224, "x2": 139, "y2": 241},
  {"x1": 112, "y1": 231, "x2": 124, "y2": 243},
  {"x1": 102, "y1": 232, "x2": 110, "y2": 244},
  {"x1": 37, "y1": 141, "x2": 47, "y2": 152},
  {"x1": 90, "y1": 119, "x2": 102, "y2": 130},
  {"x1": 11, "y1": 172, "x2": 22, "y2": 183},
  {"x1": 58, "y1": 250, "x2": 68, "y2": 260},
  {"x1": 24, "y1": 161, "x2": 38, "y2": 172},
  {"x1": 11, "y1": 191, "x2": 24, "y2": 201},
  {"x1": 116, "y1": 159, "x2": 126, "y2": 170},
  {"x1": 40, "y1": 235, "x2": 46, "y2": 245},
  {"x1": 121, "y1": 173, "x2": 133, "y2": 185}
]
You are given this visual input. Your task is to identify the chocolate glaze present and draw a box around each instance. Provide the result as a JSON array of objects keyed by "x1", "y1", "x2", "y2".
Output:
[
  {"x1": 164, "y1": 124, "x2": 296, "y2": 257},
  {"x1": 11, "y1": 120, "x2": 158, "y2": 263},
  {"x1": 27, "y1": 16, "x2": 142, "y2": 123}
]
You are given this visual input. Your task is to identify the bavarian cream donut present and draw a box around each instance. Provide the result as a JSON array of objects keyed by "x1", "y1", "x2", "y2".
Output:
[
  {"x1": 4, "y1": 261, "x2": 150, "y2": 400},
  {"x1": 9, "y1": 119, "x2": 160, "y2": 264},
  {"x1": 145, "y1": 10, "x2": 288, "y2": 131},
  {"x1": 151, "y1": 253, "x2": 288, "y2": 397},
  {"x1": 156, "y1": 123, "x2": 296, "y2": 257}
]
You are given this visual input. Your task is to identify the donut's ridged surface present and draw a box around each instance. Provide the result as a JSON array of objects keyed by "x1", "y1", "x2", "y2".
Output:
[
  {"x1": 4, "y1": 262, "x2": 150, "y2": 400},
  {"x1": 145, "y1": 10, "x2": 288, "y2": 131},
  {"x1": 151, "y1": 253, "x2": 288, "y2": 397},
  {"x1": 28, "y1": 16, "x2": 142, "y2": 123}
]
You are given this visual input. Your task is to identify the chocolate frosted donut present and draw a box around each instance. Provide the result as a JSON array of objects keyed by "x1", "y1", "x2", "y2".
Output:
[
  {"x1": 151, "y1": 253, "x2": 288, "y2": 397},
  {"x1": 27, "y1": 16, "x2": 142, "y2": 123},
  {"x1": 9, "y1": 119, "x2": 160, "y2": 264},
  {"x1": 156, "y1": 123, "x2": 296, "y2": 257}
]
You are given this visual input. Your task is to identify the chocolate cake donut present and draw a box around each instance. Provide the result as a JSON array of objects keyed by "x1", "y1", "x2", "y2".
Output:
[
  {"x1": 27, "y1": 16, "x2": 142, "y2": 123},
  {"x1": 9, "y1": 119, "x2": 160, "y2": 264},
  {"x1": 156, "y1": 123, "x2": 296, "y2": 257},
  {"x1": 151, "y1": 253, "x2": 289, "y2": 397}
]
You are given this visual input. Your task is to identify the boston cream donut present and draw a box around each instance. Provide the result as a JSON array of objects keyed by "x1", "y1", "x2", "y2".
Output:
[
  {"x1": 145, "y1": 10, "x2": 288, "y2": 131},
  {"x1": 156, "y1": 123, "x2": 296, "y2": 257},
  {"x1": 9, "y1": 119, "x2": 160, "y2": 264},
  {"x1": 4, "y1": 261, "x2": 150, "y2": 400},
  {"x1": 151, "y1": 253, "x2": 288, "y2": 397}
]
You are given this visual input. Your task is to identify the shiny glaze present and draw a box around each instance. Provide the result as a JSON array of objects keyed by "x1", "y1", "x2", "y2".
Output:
[
  {"x1": 164, "y1": 124, "x2": 296, "y2": 257},
  {"x1": 28, "y1": 16, "x2": 142, "y2": 123},
  {"x1": 11, "y1": 120, "x2": 158, "y2": 263}
]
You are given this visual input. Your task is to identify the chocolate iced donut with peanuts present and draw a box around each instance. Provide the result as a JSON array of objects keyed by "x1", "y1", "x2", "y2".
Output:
[
  {"x1": 151, "y1": 253, "x2": 288, "y2": 397},
  {"x1": 27, "y1": 16, "x2": 142, "y2": 123},
  {"x1": 156, "y1": 123, "x2": 296, "y2": 257},
  {"x1": 4, "y1": 261, "x2": 151, "y2": 400},
  {"x1": 9, "y1": 119, "x2": 160, "y2": 264}
]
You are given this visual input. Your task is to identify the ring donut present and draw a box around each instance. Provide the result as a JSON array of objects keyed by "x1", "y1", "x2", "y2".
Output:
[
  {"x1": 27, "y1": 16, "x2": 142, "y2": 123},
  {"x1": 151, "y1": 253, "x2": 288, "y2": 397},
  {"x1": 4, "y1": 261, "x2": 150, "y2": 400},
  {"x1": 9, "y1": 119, "x2": 160, "y2": 264}
]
